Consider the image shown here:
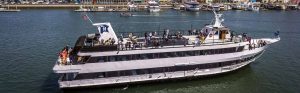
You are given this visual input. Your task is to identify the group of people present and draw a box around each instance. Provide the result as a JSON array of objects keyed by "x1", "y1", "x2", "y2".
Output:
[
  {"x1": 117, "y1": 33, "x2": 139, "y2": 50},
  {"x1": 188, "y1": 29, "x2": 202, "y2": 35},
  {"x1": 194, "y1": 34, "x2": 206, "y2": 46},
  {"x1": 144, "y1": 31, "x2": 160, "y2": 47},
  {"x1": 100, "y1": 38, "x2": 116, "y2": 46},
  {"x1": 248, "y1": 40, "x2": 267, "y2": 50},
  {"x1": 58, "y1": 45, "x2": 74, "y2": 65}
]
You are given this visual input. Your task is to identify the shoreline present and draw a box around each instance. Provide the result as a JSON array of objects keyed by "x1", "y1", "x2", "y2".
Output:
[{"x1": 1, "y1": 4, "x2": 173, "y2": 9}]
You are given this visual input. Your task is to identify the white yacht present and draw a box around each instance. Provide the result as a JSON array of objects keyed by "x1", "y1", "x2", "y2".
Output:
[
  {"x1": 147, "y1": 0, "x2": 160, "y2": 12},
  {"x1": 53, "y1": 11, "x2": 280, "y2": 89},
  {"x1": 245, "y1": 2, "x2": 260, "y2": 11},
  {"x1": 127, "y1": 2, "x2": 138, "y2": 11},
  {"x1": 212, "y1": 4, "x2": 221, "y2": 11},
  {"x1": 184, "y1": 0, "x2": 200, "y2": 11},
  {"x1": 74, "y1": 5, "x2": 91, "y2": 12}
]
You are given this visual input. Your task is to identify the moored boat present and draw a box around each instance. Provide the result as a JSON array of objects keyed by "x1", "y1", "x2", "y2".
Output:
[
  {"x1": 184, "y1": 0, "x2": 200, "y2": 11},
  {"x1": 245, "y1": 2, "x2": 260, "y2": 11},
  {"x1": 147, "y1": 0, "x2": 160, "y2": 12},
  {"x1": 128, "y1": 2, "x2": 138, "y2": 11},
  {"x1": 120, "y1": 12, "x2": 133, "y2": 17}
]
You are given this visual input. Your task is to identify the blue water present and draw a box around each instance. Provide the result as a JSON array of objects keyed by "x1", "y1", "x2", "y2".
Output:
[{"x1": 0, "y1": 9, "x2": 300, "y2": 93}]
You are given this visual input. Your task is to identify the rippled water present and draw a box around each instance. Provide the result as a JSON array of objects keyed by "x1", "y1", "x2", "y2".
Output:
[{"x1": 0, "y1": 9, "x2": 300, "y2": 93}]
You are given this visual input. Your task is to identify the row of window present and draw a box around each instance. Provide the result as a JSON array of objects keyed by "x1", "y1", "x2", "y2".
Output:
[
  {"x1": 86, "y1": 46, "x2": 245, "y2": 63},
  {"x1": 66, "y1": 52, "x2": 261, "y2": 81}
]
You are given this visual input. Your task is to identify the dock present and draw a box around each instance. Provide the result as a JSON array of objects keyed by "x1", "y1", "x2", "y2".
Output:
[
  {"x1": 0, "y1": 9, "x2": 21, "y2": 12},
  {"x1": 1, "y1": 4, "x2": 173, "y2": 9}
]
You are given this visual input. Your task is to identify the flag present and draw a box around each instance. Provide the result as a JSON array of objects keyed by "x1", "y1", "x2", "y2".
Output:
[
  {"x1": 82, "y1": 14, "x2": 88, "y2": 20},
  {"x1": 99, "y1": 25, "x2": 109, "y2": 33}
]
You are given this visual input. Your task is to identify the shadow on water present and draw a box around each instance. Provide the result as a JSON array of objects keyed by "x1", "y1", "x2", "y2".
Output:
[
  {"x1": 62, "y1": 65, "x2": 255, "y2": 93},
  {"x1": 40, "y1": 73, "x2": 61, "y2": 93}
]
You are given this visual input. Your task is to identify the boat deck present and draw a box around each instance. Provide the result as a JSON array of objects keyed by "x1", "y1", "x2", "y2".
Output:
[
  {"x1": 53, "y1": 45, "x2": 263, "y2": 74},
  {"x1": 78, "y1": 40, "x2": 244, "y2": 57}
]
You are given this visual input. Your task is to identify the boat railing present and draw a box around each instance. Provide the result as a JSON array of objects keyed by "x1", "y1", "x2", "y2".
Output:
[{"x1": 117, "y1": 29, "x2": 203, "y2": 38}]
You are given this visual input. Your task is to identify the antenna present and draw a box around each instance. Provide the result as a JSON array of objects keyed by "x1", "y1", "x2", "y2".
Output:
[{"x1": 212, "y1": 9, "x2": 223, "y2": 28}]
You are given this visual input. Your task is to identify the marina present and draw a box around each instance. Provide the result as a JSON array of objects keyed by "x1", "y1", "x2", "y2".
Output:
[
  {"x1": 0, "y1": 4, "x2": 20, "y2": 12},
  {"x1": 0, "y1": 6, "x2": 299, "y2": 93}
]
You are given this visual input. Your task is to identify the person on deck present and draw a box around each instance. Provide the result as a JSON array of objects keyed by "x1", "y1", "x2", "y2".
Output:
[{"x1": 61, "y1": 49, "x2": 68, "y2": 65}]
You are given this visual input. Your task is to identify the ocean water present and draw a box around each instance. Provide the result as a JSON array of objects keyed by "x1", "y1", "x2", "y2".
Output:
[{"x1": 0, "y1": 9, "x2": 300, "y2": 93}]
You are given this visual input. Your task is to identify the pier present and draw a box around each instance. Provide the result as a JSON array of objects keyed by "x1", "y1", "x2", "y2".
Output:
[{"x1": 1, "y1": 4, "x2": 173, "y2": 9}]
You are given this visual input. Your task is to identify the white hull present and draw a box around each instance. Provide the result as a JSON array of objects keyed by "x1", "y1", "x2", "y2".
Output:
[
  {"x1": 148, "y1": 8, "x2": 160, "y2": 12},
  {"x1": 57, "y1": 45, "x2": 267, "y2": 89},
  {"x1": 246, "y1": 7, "x2": 260, "y2": 11},
  {"x1": 58, "y1": 51, "x2": 264, "y2": 89},
  {"x1": 0, "y1": 9, "x2": 21, "y2": 12},
  {"x1": 186, "y1": 7, "x2": 200, "y2": 11},
  {"x1": 184, "y1": 2, "x2": 200, "y2": 11},
  {"x1": 128, "y1": 4, "x2": 137, "y2": 11}
]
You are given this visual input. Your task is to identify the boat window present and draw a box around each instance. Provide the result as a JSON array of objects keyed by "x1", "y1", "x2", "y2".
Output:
[
  {"x1": 106, "y1": 71, "x2": 119, "y2": 77},
  {"x1": 168, "y1": 52, "x2": 177, "y2": 57},
  {"x1": 86, "y1": 57, "x2": 98, "y2": 63},
  {"x1": 119, "y1": 71, "x2": 126, "y2": 76},
  {"x1": 188, "y1": 65, "x2": 198, "y2": 70},
  {"x1": 97, "y1": 72, "x2": 105, "y2": 78},
  {"x1": 108, "y1": 56, "x2": 116, "y2": 62},
  {"x1": 236, "y1": 60, "x2": 242, "y2": 64},
  {"x1": 217, "y1": 49, "x2": 222, "y2": 54},
  {"x1": 176, "y1": 52, "x2": 183, "y2": 57},
  {"x1": 136, "y1": 69, "x2": 149, "y2": 74},
  {"x1": 140, "y1": 54, "x2": 148, "y2": 59},
  {"x1": 124, "y1": 55, "x2": 131, "y2": 61},
  {"x1": 165, "y1": 67, "x2": 174, "y2": 72},
  {"x1": 153, "y1": 53, "x2": 159, "y2": 58},
  {"x1": 206, "y1": 49, "x2": 212, "y2": 55},
  {"x1": 152, "y1": 67, "x2": 164, "y2": 73},
  {"x1": 147, "y1": 53, "x2": 154, "y2": 59},
  {"x1": 224, "y1": 48, "x2": 230, "y2": 53},
  {"x1": 197, "y1": 64, "x2": 205, "y2": 69},
  {"x1": 215, "y1": 31, "x2": 219, "y2": 35},
  {"x1": 159, "y1": 53, "x2": 168, "y2": 58},
  {"x1": 115, "y1": 55, "x2": 122, "y2": 61},
  {"x1": 185, "y1": 51, "x2": 193, "y2": 56},
  {"x1": 237, "y1": 46, "x2": 244, "y2": 52},
  {"x1": 97, "y1": 57, "x2": 105, "y2": 62},
  {"x1": 182, "y1": 51, "x2": 188, "y2": 57},
  {"x1": 175, "y1": 66, "x2": 186, "y2": 71},
  {"x1": 229, "y1": 47, "x2": 235, "y2": 53},
  {"x1": 131, "y1": 70, "x2": 137, "y2": 75},
  {"x1": 131, "y1": 54, "x2": 138, "y2": 60},
  {"x1": 199, "y1": 50, "x2": 204, "y2": 55}
]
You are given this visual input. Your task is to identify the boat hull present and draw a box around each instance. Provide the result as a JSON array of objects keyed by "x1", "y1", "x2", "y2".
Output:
[
  {"x1": 148, "y1": 8, "x2": 160, "y2": 12},
  {"x1": 57, "y1": 47, "x2": 266, "y2": 89},
  {"x1": 186, "y1": 7, "x2": 200, "y2": 11}
]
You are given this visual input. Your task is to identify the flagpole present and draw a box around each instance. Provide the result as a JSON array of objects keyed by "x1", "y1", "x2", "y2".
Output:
[
  {"x1": 85, "y1": 14, "x2": 94, "y2": 24},
  {"x1": 83, "y1": 13, "x2": 94, "y2": 24}
]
